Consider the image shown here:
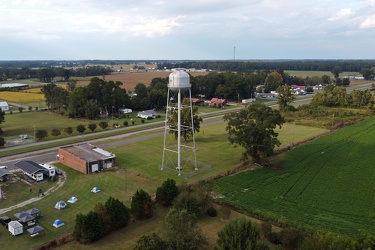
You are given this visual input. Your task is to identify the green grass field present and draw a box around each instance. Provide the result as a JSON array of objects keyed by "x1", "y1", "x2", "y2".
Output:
[
  {"x1": 214, "y1": 115, "x2": 375, "y2": 237},
  {"x1": 0, "y1": 119, "x2": 327, "y2": 249}
]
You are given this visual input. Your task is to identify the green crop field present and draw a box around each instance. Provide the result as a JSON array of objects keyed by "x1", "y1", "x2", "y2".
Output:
[{"x1": 214, "y1": 115, "x2": 375, "y2": 237}]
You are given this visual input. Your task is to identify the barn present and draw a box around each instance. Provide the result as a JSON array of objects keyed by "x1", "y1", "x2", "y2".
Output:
[{"x1": 58, "y1": 143, "x2": 116, "y2": 174}]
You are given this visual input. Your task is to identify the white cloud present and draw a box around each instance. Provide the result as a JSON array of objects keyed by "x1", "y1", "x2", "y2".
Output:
[
  {"x1": 0, "y1": 0, "x2": 374, "y2": 59},
  {"x1": 360, "y1": 14, "x2": 375, "y2": 28},
  {"x1": 328, "y1": 8, "x2": 354, "y2": 21}
]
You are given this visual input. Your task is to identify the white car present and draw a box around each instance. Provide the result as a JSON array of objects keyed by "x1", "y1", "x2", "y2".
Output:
[{"x1": 0, "y1": 166, "x2": 7, "y2": 169}]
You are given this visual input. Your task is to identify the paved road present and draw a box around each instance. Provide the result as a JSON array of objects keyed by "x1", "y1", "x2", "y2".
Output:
[{"x1": 0, "y1": 117, "x2": 223, "y2": 170}]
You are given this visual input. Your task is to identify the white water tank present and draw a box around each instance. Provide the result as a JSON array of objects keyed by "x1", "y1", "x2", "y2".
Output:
[{"x1": 168, "y1": 69, "x2": 191, "y2": 91}]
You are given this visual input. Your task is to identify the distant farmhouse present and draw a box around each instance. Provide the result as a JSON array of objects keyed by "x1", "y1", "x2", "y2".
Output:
[
  {"x1": 58, "y1": 143, "x2": 116, "y2": 174},
  {"x1": 209, "y1": 98, "x2": 227, "y2": 107}
]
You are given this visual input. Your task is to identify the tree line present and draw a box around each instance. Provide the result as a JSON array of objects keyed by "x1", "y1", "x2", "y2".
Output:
[
  {"x1": 157, "y1": 60, "x2": 375, "y2": 72},
  {"x1": 0, "y1": 66, "x2": 112, "y2": 82}
]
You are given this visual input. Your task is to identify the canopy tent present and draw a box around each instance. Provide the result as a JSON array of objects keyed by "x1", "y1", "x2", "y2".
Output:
[
  {"x1": 18, "y1": 214, "x2": 35, "y2": 223},
  {"x1": 26, "y1": 208, "x2": 40, "y2": 216},
  {"x1": 27, "y1": 225, "x2": 44, "y2": 237},
  {"x1": 67, "y1": 196, "x2": 78, "y2": 203},
  {"x1": 13, "y1": 211, "x2": 28, "y2": 219},
  {"x1": 54, "y1": 200, "x2": 67, "y2": 210},
  {"x1": 53, "y1": 219, "x2": 65, "y2": 228},
  {"x1": 91, "y1": 187, "x2": 100, "y2": 193}
]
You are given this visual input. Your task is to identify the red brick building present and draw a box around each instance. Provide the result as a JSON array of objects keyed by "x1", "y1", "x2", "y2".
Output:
[{"x1": 58, "y1": 143, "x2": 116, "y2": 174}]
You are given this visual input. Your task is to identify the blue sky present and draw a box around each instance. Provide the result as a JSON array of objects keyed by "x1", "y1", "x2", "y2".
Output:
[{"x1": 0, "y1": 0, "x2": 374, "y2": 60}]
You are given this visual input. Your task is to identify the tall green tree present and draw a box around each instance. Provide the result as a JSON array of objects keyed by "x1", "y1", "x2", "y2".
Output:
[
  {"x1": 167, "y1": 102, "x2": 202, "y2": 142},
  {"x1": 161, "y1": 208, "x2": 207, "y2": 250},
  {"x1": 105, "y1": 196, "x2": 130, "y2": 230},
  {"x1": 131, "y1": 189, "x2": 154, "y2": 220},
  {"x1": 276, "y1": 84, "x2": 296, "y2": 111},
  {"x1": 224, "y1": 103, "x2": 285, "y2": 162},
  {"x1": 217, "y1": 218, "x2": 268, "y2": 250},
  {"x1": 155, "y1": 178, "x2": 179, "y2": 206},
  {"x1": 73, "y1": 211, "x2": 106, "y2": 244},
  {"x1": 331, "y1": 66, "x2": 343, "y2": 78},
  {"x1": 360, "y1": 68, "x2": 375, "y2": 80}
]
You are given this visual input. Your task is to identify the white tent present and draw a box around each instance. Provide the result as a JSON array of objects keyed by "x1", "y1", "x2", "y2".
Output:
[
  {"x1": 67, "y1": 196, "x2": 78, "y2": 203},
  {"x1": 91, "y1": 187, "x2": 101, "y2": 193},
  {"x1": 54, "y1": 200, "x2": 67, "y2": 210},
  {"x1": 53, "y1": 219, "x2": 65, "y2": 228},
  {"x1": 8, "y1": 221, "x2": 23, "y2": 236}
]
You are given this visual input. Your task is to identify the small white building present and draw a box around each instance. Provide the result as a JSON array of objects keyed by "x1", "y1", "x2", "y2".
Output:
[
  {"x1": 0, "y1": 101, "x2": 9, "y2": 111},
  {"x1": 8, "y1": 221, "x2": 23, "y2": 236}
]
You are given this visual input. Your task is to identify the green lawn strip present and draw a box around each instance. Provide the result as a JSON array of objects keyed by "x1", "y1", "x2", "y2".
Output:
[{"x1": 214, "y1": 116, "x2": 375, "y2": 237}]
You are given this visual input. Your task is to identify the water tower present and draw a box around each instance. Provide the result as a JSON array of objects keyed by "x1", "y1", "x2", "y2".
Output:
[{"x1": 161, "y1": 69, "x2": 197, "y2": 176}]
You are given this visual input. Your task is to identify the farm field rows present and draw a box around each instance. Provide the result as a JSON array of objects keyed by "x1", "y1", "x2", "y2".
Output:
[{"x1": 214, "y1": 115, "x2": 375, "y2": 237}]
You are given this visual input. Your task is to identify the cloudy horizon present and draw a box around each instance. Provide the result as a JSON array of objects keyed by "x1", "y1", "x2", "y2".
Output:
[{"x1": 0, "y1": 0, "x2": 374, "y2": 60}]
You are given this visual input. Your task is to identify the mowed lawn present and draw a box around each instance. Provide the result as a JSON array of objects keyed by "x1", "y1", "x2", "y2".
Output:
[
  {"x1": 0, "y1": 120, "x2": 327, "y2": 249},
  {"x1": 214, "y1": 115, "x2": 375, "y2": 237}
]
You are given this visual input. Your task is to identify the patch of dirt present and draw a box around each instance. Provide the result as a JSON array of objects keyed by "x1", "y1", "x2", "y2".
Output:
[{"x1": 73, "y1": 71, "x2": 209, "y2": 91}]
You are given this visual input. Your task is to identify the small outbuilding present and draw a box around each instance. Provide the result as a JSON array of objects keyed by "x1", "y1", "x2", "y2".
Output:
[
  {"x1": 55, "y1": 201, "x2": 67, "y2": 210},
  {"x1": 58, "y1": 143, "x2": 116, "y2": 174},
  {"x1": 53, "y1": 219, "x2": 65, "y2": 228},
  {"x1": 8, "y1": 221, "x2": 23, "y2": 236},
  {"x1": 0, "y1": 101, "x2": 9, "y2": 111}
]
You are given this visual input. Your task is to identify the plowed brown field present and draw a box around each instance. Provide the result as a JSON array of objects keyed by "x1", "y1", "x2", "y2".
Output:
[{"x1": 76, "y1": 71, "x2": 209, "y2": 90}]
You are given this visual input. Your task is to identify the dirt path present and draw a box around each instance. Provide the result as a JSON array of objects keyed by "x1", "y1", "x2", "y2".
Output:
[{"x1": 0, "y1": 170, "x2": 66, "y2": 215}]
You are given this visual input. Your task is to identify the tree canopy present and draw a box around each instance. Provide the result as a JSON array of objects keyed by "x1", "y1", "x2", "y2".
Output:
[
  {"x1": 224, "y1": 103, "x2": 285, "y2": 162},
  {"x1": 167, "y1": 102, "x2": 202, "y2": 142},
  {"x1": 276, "y1": 84, "x2": 296, "y2": 111},
  {"x1": 217, "y1": 218, "x2": 268, "y2": 250}
]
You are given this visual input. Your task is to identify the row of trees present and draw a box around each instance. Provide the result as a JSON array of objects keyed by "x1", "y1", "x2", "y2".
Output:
[
  {"x1": 311, "y1": 85, "x2": 374, "y2": 108},
  {"x1": 157, "y1": 60, "x2": 375, "y2": 72},
  {"x1": 0, "y1": 66, "x2": 112, "y2": 82}
]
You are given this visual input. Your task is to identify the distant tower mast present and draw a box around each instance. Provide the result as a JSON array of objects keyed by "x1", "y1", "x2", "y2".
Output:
[
  {"x1": 161, "y1": 69, "x2": 197, "y2": 176},
  {"x1": 234, "y1": 46, "x2": 236, "y2": 61}
]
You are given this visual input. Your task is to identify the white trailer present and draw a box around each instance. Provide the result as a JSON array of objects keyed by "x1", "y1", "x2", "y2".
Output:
[
  {"x1": 8, "y1": 221, "x2": 23, "y2": 236},
  {"x1": 39, "y1": 163, "x2": 56, "y2": 177}
]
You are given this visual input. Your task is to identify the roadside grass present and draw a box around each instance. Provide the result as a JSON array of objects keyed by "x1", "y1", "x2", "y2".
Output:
[
  {"x1": 1, "y1": 111, "x2": 163, "y2": 140},
  {"x1": 214, "y1": 115, "x2": 375, "y2": 237}
]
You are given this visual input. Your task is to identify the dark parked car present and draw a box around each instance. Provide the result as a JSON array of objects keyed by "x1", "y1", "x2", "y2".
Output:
[
  {"x1": 55, "y1": 168, "x2": 62, "y2": 175},
  {"x1": 0, "y1": 216, "x2": 11, "y2": 228}
]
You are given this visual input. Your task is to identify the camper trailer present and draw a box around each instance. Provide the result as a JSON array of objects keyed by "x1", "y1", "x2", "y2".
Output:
[
  {"x1": 8, "y1": 221, "x2": 23, "y2": 236},
  {"x1": 39, "y1": 163, "x2": 56, "y2": 177}
]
